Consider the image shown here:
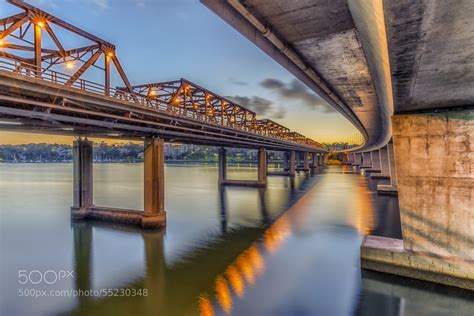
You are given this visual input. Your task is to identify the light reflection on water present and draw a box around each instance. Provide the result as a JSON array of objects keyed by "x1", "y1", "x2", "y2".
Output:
[{"x1": 0, "y1": 164, "x2": 472, "y2": 316}]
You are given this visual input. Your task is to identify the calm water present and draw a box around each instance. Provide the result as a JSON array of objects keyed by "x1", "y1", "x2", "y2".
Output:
[{"x1": 0, "y1": 164, "x2": 472, "y2": 316}]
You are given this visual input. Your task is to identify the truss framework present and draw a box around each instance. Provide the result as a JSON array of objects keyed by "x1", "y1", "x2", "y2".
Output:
[{"x1": 0, "y1": 0, "x2": 323, "y2": 150}]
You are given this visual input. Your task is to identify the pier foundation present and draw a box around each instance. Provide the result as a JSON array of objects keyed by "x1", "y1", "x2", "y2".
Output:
[
  {"x1": 142, "y1": 138, "x2": 167, "y2": 228},
  {"x1": 377, "y1": 141, "x2": 398, "y2": 194},
  {"x1": 360, "y1": 152, "x2": 372, "y2": 169},
  {"x1": 372, "y1": 145, "x2": 390, "y2": 180},
  {"x1": 219, "y1": 147, "x2": 267, "y2": 187},
  {"x1": 71, "y1": 137, "x2": 166, "y2": 228},
  {"x1": 71, "y1": 138, "x2": 93, "y2": 218},
  {"x1": 363, "y1": 110, "x2": 474, "y2": 289}
]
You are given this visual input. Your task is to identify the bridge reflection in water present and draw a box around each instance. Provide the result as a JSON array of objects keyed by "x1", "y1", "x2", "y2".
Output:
[
  {"x1": 2, "y1": 165, "x2": 472, "y2": 315},
  {"x1": 66, "y1": 166, "x2": 377, "y2": 316}
]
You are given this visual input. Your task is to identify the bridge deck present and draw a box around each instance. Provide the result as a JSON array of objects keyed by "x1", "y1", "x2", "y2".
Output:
[{"x1": 0, "y1": 60, "x2": 325, "y2": 152}]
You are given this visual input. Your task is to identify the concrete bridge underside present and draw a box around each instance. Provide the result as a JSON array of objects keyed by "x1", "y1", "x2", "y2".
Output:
[{"x1": 202, "y1": 0, "x2": 474, "y2": 289}]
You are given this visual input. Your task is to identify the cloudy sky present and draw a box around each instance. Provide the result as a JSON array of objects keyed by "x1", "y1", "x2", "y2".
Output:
[{"x1": 0, "y1": 0, "x2": 357, "y2": 144}]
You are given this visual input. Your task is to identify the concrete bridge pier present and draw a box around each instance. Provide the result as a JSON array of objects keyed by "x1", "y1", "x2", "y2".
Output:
[
  {"x1": 363, "y1": 110, "x2": 473, "y2": 290},
  {"x1": 219, "y1": 147, "x2": 267, "y2": 187},
  {"x1": 353, "y1": 153, "x2": 362, "y2": 167},
  {"x1": 310, "y1": 153, "x2": 318, "y2": 174},
  {"x1": 372, "y1": 145, "x2": 390, "y2": 180},
  {"x1": 366, "y1": 150, "x2": 381, "y2": 175},
  {"x1": 360, "y1": 152, "x2": 372, "y2": 169},
  {"x1": 71, "y1": 138, "x2": 94, "y2": 219},
  {"x1": 283, "y1": 151, "x2": 290, "y2": 171},
  {"x1": 272, "y1": 150, "x2": 296, "y2": 176},
  {"x1": 317, "y1": 154, "x2": 323, "y2": 166},
  {"x1": 257, "y1": 147, "x2": 267, "y2": 186},
  {"x1": 377, "y1": 142, "x2": 398, "y2": 195},
  {"x1": 323, "y1": 154, "x2": 328, "y2": 166},
  {"x1": 218, "y1": 147, "x2": 227, "y2": 185},
  {"x1": 296, "y1": 152, "x2": 310, "y2": 173},
  {"x1": 289, "y1": 150, "x2": 296, "y2": 175},
  {"x1": 71, "y1": 137, "x2": 166, "y2": 229},
  {"x1": 346, "y1": 154, "x2": 354, "y2": 165},
  {"x1": 142, "y1": 138, "x2": 167, "y2": 228}
]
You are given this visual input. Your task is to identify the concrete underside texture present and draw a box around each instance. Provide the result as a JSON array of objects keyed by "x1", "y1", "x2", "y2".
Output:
[
  {"x1": 364, "y1": 110, "x2": 473, "y2": 289},
  {"x1": 201, "y1": 0, "x2": 394, "y2": 151}
]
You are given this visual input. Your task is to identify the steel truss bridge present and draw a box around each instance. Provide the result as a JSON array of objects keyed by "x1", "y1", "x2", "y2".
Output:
[{"x1": 0, "y1": 0, "x2": 325, "y2": 153}]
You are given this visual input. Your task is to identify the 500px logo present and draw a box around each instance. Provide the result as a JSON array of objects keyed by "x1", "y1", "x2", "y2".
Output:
[{"x1": 18, "y1": 270, "x2": 74, "y2": 285}]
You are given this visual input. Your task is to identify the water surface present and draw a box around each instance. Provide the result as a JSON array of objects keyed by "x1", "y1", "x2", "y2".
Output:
[{"x1": 0, "y1": 164, "x2": 472, "y2": 315}]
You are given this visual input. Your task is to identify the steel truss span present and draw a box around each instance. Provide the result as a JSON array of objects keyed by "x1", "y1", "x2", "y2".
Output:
[{"x1": 0, "y1": 0, "x2": 325, "y2": 152}]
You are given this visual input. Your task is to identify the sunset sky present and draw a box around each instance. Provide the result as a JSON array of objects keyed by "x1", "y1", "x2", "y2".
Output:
[{"x1": 0, "y1": 0, "x2": 358, "y2": 145}]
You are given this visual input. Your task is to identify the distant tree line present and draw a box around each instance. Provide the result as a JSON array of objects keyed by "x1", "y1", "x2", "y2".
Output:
[
  {"x1": 0, "y1": 143, "x2": 144, "y2": 163},
  {"x1": 0, "y1": 143, "x2": 284, "y2": 163}
]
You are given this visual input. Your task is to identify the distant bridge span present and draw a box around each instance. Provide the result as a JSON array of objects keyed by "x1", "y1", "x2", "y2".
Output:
[{"x1": 0, "y1": 0, "x2": 327, "y2": 229}]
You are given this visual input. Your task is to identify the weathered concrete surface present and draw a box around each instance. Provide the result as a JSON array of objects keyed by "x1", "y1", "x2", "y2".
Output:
[
  {"x1": 361, "y1": 235, "x2": 474, "y2": 290},
  {"x1": 346, "y1": 0, "x2": 394, "y2": 147},
  {"x1": 384, "y1": 0, "x2": 474, "y2": 112},
  {"x1": 392, "y1": 110, "x2": 473, "y2": 262}
]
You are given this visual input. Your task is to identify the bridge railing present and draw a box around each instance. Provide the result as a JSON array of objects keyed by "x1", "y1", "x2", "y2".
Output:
[{"x1": 0, "y1": 58, "x2": 324, "y2": 151}]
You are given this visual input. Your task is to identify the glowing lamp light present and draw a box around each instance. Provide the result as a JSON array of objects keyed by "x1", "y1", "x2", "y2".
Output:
[
  {"x1": 0, "y1": 39, "x2": 4, "y2": 46},
  {"x1": 107, "y1": 51, "x2": 114, "y2": 57},
  {"x1": 65, "y1": 61, "x2": 75, "y2": 69},
  {"x1": 36, "y1": 20, "x2": 45, "y2": 28}
]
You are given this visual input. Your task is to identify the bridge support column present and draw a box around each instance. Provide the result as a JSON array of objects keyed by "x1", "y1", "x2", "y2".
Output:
[
  {"x1": 257, "y1": 147, "x2": 267, "y2": 186},
  {"x1": 346, "y1": 154, "x2": 352, "y2": 165},
  {"x1": 218, "y1": 147, "x2": 227, "y2": 185},
  {"x1": 372, "y1": 145, "x2": 390, "y2": 180},
  {"x1": 71, "y1": 138, "x2": 93, "y2": 219},
  {"x1": 142, "y1": 138, "x2": 166, "y2": 228},
  {"x1": 220, "y1": 147, "x2": 266, "y2": 187},
  {"x1": 270, "y1": 150, "x2": 294, "y2": 176},
  {"x1": 283, "y1": 151, "x2": 290, "y2": 171},
  {"x1": 354, "y1": 153, "x2": 364, "y2": 167},
  {"x1": 366, "y1": 150, "x2": 381, "y2": 175},
  {"x1": 303, "y1": 152, "x2": 310, "y2": 173},
  {"x1": 304, "y1": 152, "x2": 309, "y2": 169},
  {"x1": 363, "y1": 110, "x2": 473, "y2": 289},
  {"x1": 289, "y1": 150, "x2": 296, "y2": 175},
  {"x1": 322, "y1": 154, "x2": 328, "y2": 166},
  {"x1": 361, "y1": 152, "x2": 372, "y2": 169},
  {"x1": 377, "y1": 142, "x2": 398, "y2": 194},
  {"x1": 310, "y1": 153, "x2": 318, "y2": 174}
]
